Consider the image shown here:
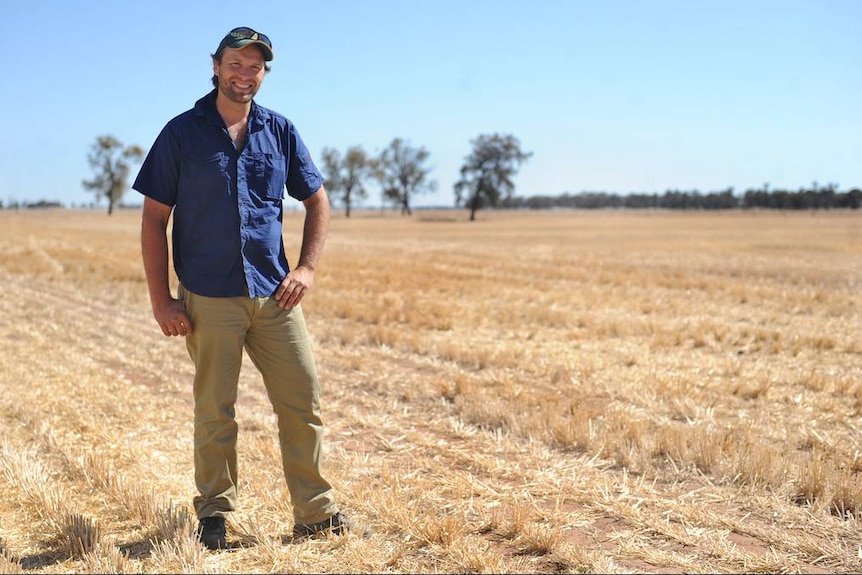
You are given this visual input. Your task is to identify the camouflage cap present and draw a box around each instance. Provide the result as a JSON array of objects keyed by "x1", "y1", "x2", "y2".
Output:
[{"x1": 215, "y1": 27, "x2": 273, "y2": 61}]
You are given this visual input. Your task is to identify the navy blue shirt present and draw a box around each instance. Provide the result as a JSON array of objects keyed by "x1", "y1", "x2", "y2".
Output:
[{"x1": 133, "y1": 90, "x2": 324, "y2": 298}]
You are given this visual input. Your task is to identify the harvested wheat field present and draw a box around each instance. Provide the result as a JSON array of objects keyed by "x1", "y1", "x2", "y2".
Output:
[{"x1": 1, "y1": 207, "x2": 861, "y2": 574}]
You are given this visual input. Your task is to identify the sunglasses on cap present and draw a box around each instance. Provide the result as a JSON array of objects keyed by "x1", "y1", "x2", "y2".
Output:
[
  {"x1": 228, "y1": 27, "x2": 271, "y2": 48},
  {"x1": 217, "y1": 27, "x2": 274, "y2": 61}
]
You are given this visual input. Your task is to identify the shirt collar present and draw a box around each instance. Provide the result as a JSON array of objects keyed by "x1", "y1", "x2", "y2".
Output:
[{"x1": 193, "y1": 89, "x2": 268, "y2": 132}]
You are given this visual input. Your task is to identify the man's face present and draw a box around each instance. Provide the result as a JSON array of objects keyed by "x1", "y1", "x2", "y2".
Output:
[{"x1": 213, "y1": 46, "x2": 266, "y2": 104}]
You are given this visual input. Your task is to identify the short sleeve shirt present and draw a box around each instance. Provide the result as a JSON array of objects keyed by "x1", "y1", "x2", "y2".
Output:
[{"x1": 133, "y1": 89, "x2": 324, "y2": 298}]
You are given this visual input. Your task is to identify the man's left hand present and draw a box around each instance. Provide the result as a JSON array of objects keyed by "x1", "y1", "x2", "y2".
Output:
[{"x1": 275, "y1": 266, "x2": 315, "y2": 310}]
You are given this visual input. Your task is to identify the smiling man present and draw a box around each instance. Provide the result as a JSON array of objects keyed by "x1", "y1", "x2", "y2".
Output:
[{"x1": 133, "y1": 27, "x2": 358, "y2": 550}]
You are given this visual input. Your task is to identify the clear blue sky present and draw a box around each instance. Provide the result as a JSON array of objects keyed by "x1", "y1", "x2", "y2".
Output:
[{"x1": 2, "y1": 0, "x2": 860, "y2": 208}]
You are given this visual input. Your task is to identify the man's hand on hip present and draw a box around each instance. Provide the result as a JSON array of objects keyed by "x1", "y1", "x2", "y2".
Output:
[{"x1": 275, "y1": 266, "x2": 315, "y2": 310}]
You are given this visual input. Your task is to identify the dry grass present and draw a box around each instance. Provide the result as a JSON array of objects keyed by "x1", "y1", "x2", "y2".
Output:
[{"x1": 1, "y1": 207, "x2": 861, "y2": 573}]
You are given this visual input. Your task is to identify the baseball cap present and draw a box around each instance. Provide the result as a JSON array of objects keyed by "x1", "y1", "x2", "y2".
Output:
[{"x1": 215, "y1": 27, "x2": 273, "y2": 61}]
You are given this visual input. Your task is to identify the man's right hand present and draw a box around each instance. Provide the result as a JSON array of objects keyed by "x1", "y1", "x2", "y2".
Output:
[{"x1": 152, "y1": 298, "x2": 193, "y2": 337}]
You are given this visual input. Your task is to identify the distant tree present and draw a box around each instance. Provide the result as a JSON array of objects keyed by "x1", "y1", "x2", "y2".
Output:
[
  {"x1": 376, "y1": 138, "x2": 436, "y2": 216},
  {"x1": 82, "y1": 135, "x2": 144, "y2": 215},
  {"x1": 839, "y1": 188, "x2": 862, "y2": 209},
  {"x1": 321, "y1": 145, "x2": 372, "y2": 218},
  {"x1": 454, "y1": 133, "x2": 532, "y2": 221}
]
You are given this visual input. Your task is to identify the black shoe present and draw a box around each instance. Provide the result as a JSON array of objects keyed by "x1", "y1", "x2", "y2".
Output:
[
  {"x1": 197, "y1": 516, "x2": 227, "y2": 550},
  {"x1": 293, "y1": 511, "x2": 367, "y2": 540}
]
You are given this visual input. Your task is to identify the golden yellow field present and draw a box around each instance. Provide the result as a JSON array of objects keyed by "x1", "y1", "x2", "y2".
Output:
[{"x1": 1, "y1": 207, "x2": 861, "y2": 573}]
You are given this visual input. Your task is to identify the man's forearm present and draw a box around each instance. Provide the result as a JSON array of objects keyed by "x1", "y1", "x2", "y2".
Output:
[
  {"x1": 141, "y1": 201, "x2": 174, "y2": 309},
  {"x1": 297, "y1": 187, "x2": 331, "y2": 272}
]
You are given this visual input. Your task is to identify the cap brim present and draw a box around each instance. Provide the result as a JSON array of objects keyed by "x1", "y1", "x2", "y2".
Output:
[{"x1": 230, "y1": 39, "x2": 274, "y2": 61}]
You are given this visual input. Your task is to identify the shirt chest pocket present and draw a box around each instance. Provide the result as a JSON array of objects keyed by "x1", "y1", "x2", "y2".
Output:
[
  {"x1": 180, "y1": 152, "x2": 229, "y2": 196},
  {"x1": 246, "y1": 152, "x2": 287, "y2": 200}
]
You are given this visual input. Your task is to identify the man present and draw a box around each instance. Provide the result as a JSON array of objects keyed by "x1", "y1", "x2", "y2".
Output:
[{"x1": 134, "y1": 26, "x2": 355, "y2": 550}]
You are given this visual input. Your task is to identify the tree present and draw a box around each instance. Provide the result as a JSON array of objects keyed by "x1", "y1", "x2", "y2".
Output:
[
  {"x1": 82, "y1": 135, "x2": 144, "y2": 215},
  {"x1": 376, "y1": 138, "x2": 436, "y2": 216},
  {"x1": 321, "y1": 145, "x2": 371, "y2": 218},
  {"x1": 454, "y1": 133, "x2": 531, "y2": 221}
]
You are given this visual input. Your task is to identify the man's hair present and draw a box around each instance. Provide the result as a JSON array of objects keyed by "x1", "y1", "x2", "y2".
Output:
[{"x1": 210, "y1": 48, "x2": 272, "y2": 88}]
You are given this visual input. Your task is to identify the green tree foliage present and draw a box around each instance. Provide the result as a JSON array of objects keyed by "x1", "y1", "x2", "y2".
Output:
[
  {"x1": 376, "y1": 138, "x2": 436, "y2": 216},
  {"x1": 500, "y1": 184, "x2": 860, "y2": 211},
  {"x1": 321, "y1": 145, "x2": 372, "y2": 218},
  {"x1": 454, "y1": 133, "x2": 532, "y2": 221},
  {"x1": 742, "y1": 182, "x2": 849, "y2": 210},
  {"x1": 82, "y1": 135, "x2": 144, "y2": 215}
]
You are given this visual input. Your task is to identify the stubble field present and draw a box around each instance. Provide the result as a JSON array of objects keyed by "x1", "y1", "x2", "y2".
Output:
[{"x1": 0, "y1": 207, "x2": 861, "y2": 574}]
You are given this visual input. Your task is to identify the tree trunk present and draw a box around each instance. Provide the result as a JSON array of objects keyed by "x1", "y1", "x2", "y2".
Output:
[{"x1": 469, "y1": 194, "x2": 479, "y2": 221}]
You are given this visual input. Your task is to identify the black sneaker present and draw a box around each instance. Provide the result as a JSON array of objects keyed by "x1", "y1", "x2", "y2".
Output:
[
  {"x1": 197, "y1": 516, "x2": 226, "y2": 550},
  {"x1": 293, "y1": 511, "x2": 367, "y2": 540}
]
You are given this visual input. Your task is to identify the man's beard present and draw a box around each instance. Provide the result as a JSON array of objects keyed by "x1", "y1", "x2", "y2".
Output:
[{"x1": 219, "y1": 77, "x2": 258, "y2": 104}]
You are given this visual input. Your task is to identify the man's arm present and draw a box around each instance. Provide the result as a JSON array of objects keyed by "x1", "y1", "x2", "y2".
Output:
[
  {"x1": 275, "y1": 186, "x2": 331, "y2": 310},
  {"x1": 141, "y1": 197, "x2": 192, "y2": 336}
]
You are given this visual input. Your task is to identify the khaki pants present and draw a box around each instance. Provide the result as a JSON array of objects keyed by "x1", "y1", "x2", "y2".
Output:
[{"x1": 180, "y1": 285, "x2": 337, "y2": 524}]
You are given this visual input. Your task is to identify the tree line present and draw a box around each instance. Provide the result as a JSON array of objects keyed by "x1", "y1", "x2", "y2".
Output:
[
  {"x1": 321, "y1": 133, "x2": 530, "y2": 220},
  {"x1": 7, "y1": 134, "x2": 857, "y2": 216},
  {"x1": 501, "y1": 184, "x2": 862, "y2": 211}
]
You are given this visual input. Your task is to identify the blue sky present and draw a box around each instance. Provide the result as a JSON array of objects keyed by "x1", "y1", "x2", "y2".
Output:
[{"x1": 1, "y1": 0, "x2": 860, "y2": 208}]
